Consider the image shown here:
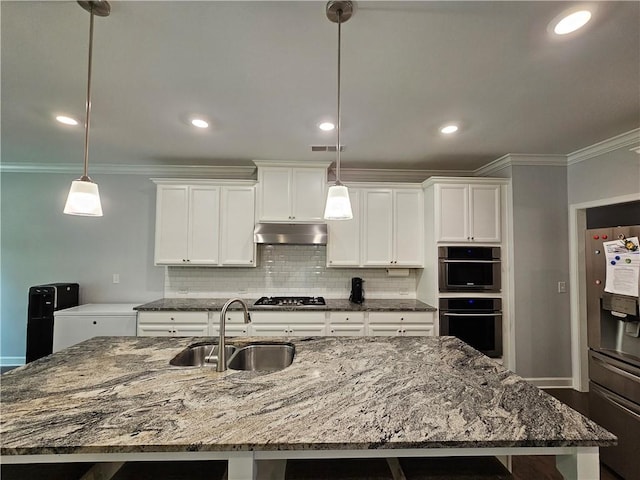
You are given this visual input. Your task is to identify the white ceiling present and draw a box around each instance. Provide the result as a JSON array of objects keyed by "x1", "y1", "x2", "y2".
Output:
[{"x1": 2, "y1": 1, "x2": 639, "y2": 176}]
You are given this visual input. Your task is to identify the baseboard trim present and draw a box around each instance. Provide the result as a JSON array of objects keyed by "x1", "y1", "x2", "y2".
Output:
[
  {"x1": 524, "y1": 377, "x2": 573, "y2": 389},
  {"x1": 1, "y1": 356, "x2": 25, "y2": 367}
]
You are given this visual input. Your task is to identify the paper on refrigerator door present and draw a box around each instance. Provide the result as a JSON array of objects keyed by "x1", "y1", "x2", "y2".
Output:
[{"x1": 603, "y1": 236, "x2": 640, "y2": 297}]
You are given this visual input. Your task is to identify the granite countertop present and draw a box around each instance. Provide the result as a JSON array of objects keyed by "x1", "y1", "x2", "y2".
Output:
[
  {"x1": 134, "y1": 298, "x2": 437, "y2": 312},
  {"x1": 0, "y1": 336, "x2": 614, "y2": 456}
]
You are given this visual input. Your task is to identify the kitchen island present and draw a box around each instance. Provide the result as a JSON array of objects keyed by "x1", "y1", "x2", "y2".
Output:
[{"x1": 1, "y1": 336, "x2": 614, "y2": 479}]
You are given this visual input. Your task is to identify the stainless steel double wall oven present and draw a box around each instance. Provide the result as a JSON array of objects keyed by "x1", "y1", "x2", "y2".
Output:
[{"x1": 438, "y1": 246, "x2": 502, "y2": 357}]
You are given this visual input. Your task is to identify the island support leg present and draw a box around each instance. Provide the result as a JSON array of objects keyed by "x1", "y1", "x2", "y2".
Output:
[
  {"x1": 227, "y1": 452, "x2": 256, "y2": 480},
  {"x1": 555, "y1": 448, "x2": 600, "y2": 480}
]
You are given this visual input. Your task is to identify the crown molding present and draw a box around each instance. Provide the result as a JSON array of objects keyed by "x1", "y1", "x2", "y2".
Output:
[
  {"x1": 336, "y1": 168, "x2": 474, "y2": 183},
  {"x1": 567, "y1": 128, "x2": 640, "y2": 165},
  {"x1": 0, "y1": 163, "x2": 257, "y2": 178},
  {"x1": 475, "y1": 153, "x2": 567, "y2": 176}
]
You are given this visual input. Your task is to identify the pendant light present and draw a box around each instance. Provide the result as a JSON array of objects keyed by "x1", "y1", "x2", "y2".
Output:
[
  {"x1": 64, "y1": 1, "x2": 110, "y2": 217},
  {"x1": 323, "y1": 1, "x2": 353, "y2": 221}
]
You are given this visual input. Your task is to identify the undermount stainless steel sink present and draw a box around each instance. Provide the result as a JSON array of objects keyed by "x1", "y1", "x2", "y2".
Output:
[
  {"x1": 169, "y1": 343, "x2": 237, "y2": 367},
  {"x1": 170, "y1": 342, "x2": 295, "y2": 371},
  {"x1": 227, "y1": 342, "x2": 295, "y2": 371}
]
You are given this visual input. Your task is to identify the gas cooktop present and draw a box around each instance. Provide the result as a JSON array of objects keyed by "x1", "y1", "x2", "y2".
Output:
[{"x1": 254, "y1": 296, "x2": 326, "y2": 307}]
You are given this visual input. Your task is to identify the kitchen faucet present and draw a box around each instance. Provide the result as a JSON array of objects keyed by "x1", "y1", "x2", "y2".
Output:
[{"x1": 212, "y1": 298, "x2": 251, "y2": 372}]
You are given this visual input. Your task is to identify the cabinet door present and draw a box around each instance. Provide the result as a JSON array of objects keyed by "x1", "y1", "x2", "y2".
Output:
[
  {"x1": 211, "y1": 324, "x2": 249, "y2": 336},
  {"x1": 188, "y1": 186, "x2": 220, "y2": 264},
  {"x1": 291, "y1": 168, "x2": 326, "y2": 221},
  {"x1": 327, "y1": 189, "x2": 361, "y2": 266},
  {"x1": 249, "y1": 324, "x2": 289, "y2": 336},
  {"x1": 469, "y1": 184, "x2": 501, "y2": 242},
  {"x1": 289, "y1": 324, "x2": 326, "y2": 336},
  {"x1": 259, "y1": 168, "x2": 292, "y2": 221},
  {"x1": 362, "y1": 189, "x2": 393, "y2": 266},
  {"x1": 394, "y1": 189, "x2": 424, "y2": 266},
  {"x1": 137, "y1": 324, "x2": 179, "y2": 337},
  {"x1": 220, "y1": 186, "x2": 256, "y2": 266},
  {"x1": 155, "y1": 185, "x2": 189, "y2": 264},
  {"x1": 402, "y1": 325, "x2": 435, "y2": 336},
  {"x1": 53, "y1": 316, "x2": 136, "y2": 352},
  {"x1": 328, "y1": 324, "x2": 366, "y2": 336},
  {"x1": 367, "y1": 325, "x2": 402, "y2": 337},
  {"x1": 435, "y1": 184, "x2": 469, "y2": 242},
  {"x1": 173, "y1": 324, "x2": 210, "y2": 336}
]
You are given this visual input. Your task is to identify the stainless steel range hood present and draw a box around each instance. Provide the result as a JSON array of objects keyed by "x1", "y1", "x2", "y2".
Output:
[{"x1": 254, "y1": 223, "x2": 327, "y2": 245}]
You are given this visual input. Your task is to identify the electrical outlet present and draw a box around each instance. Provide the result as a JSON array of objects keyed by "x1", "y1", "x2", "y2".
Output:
[
  {"x1": 558, "y1": 281, "x2": 566, "y2": 293},
  {"x1": 112, "y1": 273, "x2": 120, "y2": 284}
]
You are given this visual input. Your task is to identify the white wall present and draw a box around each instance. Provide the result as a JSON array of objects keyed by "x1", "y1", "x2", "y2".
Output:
[
  {"x1": 0, "y1": 172, "x2": 164, "y2": 364},
  {"x1": 568, "y1": 143, "x2": 640, "y2": 205}
]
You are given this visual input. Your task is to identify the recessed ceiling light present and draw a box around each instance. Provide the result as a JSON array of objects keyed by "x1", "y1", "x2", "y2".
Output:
[
  {"x1": 191, "y1": 118, "x2": 209, "y2": 129},
  {"x1": 440, "y1": 124, "x2": 459, "y2": 135},
  {"x1": 56, "y1": 115, "x2": 79, "y2": 126},
  {"x1": 319, "y1": 122, "x2": 335, "y2": 131},
  {"x1": 552, "y1": 10, "x2": 592, "y2": 35}
]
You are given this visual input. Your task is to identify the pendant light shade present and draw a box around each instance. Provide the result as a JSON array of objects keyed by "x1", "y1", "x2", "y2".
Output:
[
  {"x1": 324, "y1": 1, "x2": 353, "y2": 221},
  {"x1": 64, "y1": 1, "x2": 109, "y2": 217},
  {"x1": 64, "y1": 177, "x2": 103, "y2": 216},
  {"x1": 324, "y1": 183, "x2": 353, "y2": 220}
]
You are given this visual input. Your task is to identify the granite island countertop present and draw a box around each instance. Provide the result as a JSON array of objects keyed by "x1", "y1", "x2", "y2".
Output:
[
  {"x1": 0, "y1": 336, "x2": 614, "y2": 457},
  {"x1": 134, "y1": 298, "x2": 437, "y2": 312}
]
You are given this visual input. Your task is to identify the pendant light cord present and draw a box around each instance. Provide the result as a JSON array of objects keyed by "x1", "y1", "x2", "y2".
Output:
[
  {"x1": 82, "y1": 5, "x2": 95, "y2": 180},
  {"x1": 335, "y1": 8, "x2": 342, "y2": 185}
]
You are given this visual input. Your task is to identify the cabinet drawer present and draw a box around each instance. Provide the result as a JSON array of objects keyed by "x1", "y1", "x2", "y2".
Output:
[
  {"x1": 368, "y1": 312, "x2": 433, "y2": 324},
  {"x1": 251, "y1": 312, "x2": 326, "y2": 324},
  {"x1": 137, "y1": 311, "x2": 209, "y2": 325},
  {"x1": 329, "y1": 312, "x2": 365, "y2": 324},
  {"x1": 137, "y1": 323, "x2": 209, "y2": 337}
]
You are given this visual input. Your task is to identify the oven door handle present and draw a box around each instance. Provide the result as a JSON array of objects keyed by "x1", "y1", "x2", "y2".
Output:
[
  {"x1": 441, "y1": 312, "x2": 502, "y2": 317},
  {"x1": 440, "y1": 259, "x2": 501, "y2": 263}
]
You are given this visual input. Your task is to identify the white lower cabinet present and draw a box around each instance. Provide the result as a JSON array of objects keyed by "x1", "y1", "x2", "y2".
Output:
[
  {"x1": 53, "y1": 304, "x2": 138, "y2": 352},
  {"x1": 137, "y1": 312, "x2": 209, "y2": 337},
  {"x1": 136, "y1": 309, "x2": 434, "y2": 338},
  {"x1": 367, "y1": 312, "x2": 435, "y2": 337},
  {"x1": 211, "y1": 310, "x2": 250, "y2": 336},
  {"x1": 249, "y1": 312, "x2": 327, "y2": 337},
  {"x1": 328, "y1": 312, "x2": 366, "y2": 336}
]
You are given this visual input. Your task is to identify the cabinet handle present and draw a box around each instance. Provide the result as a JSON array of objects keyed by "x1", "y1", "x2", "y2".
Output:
[
  {"x1": 93, "y1": 321, "x2": 97, "y2": 325},
  {"x1": 401, "y1": 317, "x2": 404, "y2": 321},
  {"x1": 345, "y1": 317, "x2": 349, "y2": 321},
  {"x1": 171, "y1": 317, "x2": 175, "y2": 321},
  {"x1": 331, "y1": 329, "x2": 335, "y2": 333},
  {"x1": 250, "y1": 260, "x2": 253, "y2": 263}
]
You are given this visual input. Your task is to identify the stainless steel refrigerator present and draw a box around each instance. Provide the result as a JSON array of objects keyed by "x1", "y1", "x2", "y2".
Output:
[{"x1": 585, "y1": 218, "x2": 639, "y2": 480}]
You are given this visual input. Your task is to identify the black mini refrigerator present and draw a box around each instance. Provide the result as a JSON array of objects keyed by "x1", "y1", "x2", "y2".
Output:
[{"x1": 26, "y1": 283, "x2": 79, "y2": 363}]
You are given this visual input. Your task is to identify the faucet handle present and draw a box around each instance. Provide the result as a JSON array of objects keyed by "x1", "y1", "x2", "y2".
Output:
[{"x1": 246, "y1": 312, "x2": 252, "y2": 323}]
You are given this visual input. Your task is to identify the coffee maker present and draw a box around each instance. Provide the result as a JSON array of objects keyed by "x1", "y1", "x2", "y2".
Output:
[{"x1": 350, "y1": 277, "x2": 364, "y2": 304}]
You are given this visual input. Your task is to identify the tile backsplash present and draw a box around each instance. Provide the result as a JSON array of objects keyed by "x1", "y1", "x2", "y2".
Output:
[{"x1": 165, "y1": 245, "x2": 417, "y2": 299}]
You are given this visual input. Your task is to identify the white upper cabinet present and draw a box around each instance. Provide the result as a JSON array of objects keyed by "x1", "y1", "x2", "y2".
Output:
[
  {"x1": 153, "y1": 180, "x2": 256, "y2": 266},
  {"x1": 362, "y1": 189, "x2": 394, "y2": 266},
  {"x1": 393, "y1": 189, "x2": 424, "y2": 266},
  {"x1": 362, "y1": 188, "x2": 423, "y2": 267},
  {"x1": 435, "y1": 183, "x2": 501, "y2": 243},
  {"x1": 327, "y1": 185, "x2": 423, "y2": 268},
  {"x1": 219, "y1": 186, "x2": 256, "y2": 266},
  {"x1": 255, "y1": 161, "x2": 330, "y2": 222},
  {"x1": 327, "y1": 188, "x2": 361, "y2": 267}
]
